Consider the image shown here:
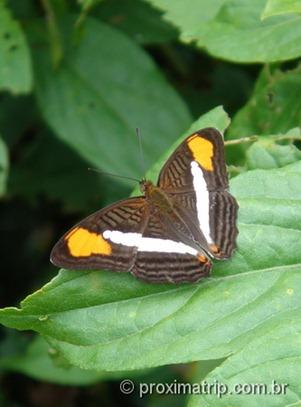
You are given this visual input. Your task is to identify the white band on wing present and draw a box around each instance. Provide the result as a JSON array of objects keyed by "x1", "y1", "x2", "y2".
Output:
[
  {"x1": 190, "y1": 161, "x2": 213, "y2": 244},
  {"x1": 103, "y1": 230, "x2": 198, "y2": 255}
]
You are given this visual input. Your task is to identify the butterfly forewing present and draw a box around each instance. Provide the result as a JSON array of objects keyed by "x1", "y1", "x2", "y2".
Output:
[
  {"x1": 158, "y1": 128, "x2": 228, "y2": 192},
  {"x1": 50, "y1": 198, "x2": 147, "y2": 271},
  {"x1": 158, "y1": 128, "x2": 238, "y2": 259}
]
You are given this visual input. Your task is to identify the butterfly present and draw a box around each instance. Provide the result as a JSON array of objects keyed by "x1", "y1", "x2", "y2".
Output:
[{"x1": 50, "y1": 127, "x2": 238, "y2": 284}]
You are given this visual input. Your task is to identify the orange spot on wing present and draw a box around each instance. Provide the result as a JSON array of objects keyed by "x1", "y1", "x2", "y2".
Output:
[
  {"x1": 198, "y1": 254, "x2": 208, "y2": 263},
  {"x1": 187, "y1": 135, "x2": 214, "y2": 171},
  {"x1": 65, "y1": 227, "x2": 112, "y2": 257},
  {"x1": 210, "y1": 244, "x2": 221, "y2": 254}
]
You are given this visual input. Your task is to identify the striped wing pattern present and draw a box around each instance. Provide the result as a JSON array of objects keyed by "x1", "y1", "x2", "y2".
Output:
[
  {"x1": 132, "y1": 206, "x2": 211, "y2": 283},
  {"x1": 208, "y1": 191, "x2": 238, "y2": 258},
  {"x1": 170, "y1": 190, "x2": 238, "y2": 258},
  {"x1": 51, "y1": 195, "x2": 212, "y2": 283},
  {"x1": 132, "y1": 252, "x2": 210, "y2": 283},
  {"x1": 50, "y1": 198, "x2": 147, "y2": 271},
  {"x1": 51, "y1": 127, "x2": 238, "y2": 284},
  {"x1": 158, "y1": 128, "x2": 238, "y2": 259},
  {"x1": 158, "y1": 128, "x2": 228, "y2": 192}
]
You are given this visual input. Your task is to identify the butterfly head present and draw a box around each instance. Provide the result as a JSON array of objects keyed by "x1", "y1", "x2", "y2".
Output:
[{"x1": 139, "y1": 179, "x2": 155, "y2": 195}]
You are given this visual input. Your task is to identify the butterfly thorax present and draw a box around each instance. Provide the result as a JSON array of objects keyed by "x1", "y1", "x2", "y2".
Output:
[{"x1": 140, "y1": 179, "x2": 173, "y2": 212}]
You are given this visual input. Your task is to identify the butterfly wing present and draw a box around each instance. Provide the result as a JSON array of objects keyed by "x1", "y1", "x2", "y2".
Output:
[
  {"x1": 104, "y1": 205, "x2": 212, "y2": 284},
  {"x1": 51, "y1": 194, "x2": 210, "y2": 284},
  {"x1": 132, "y1": 212, "x2": 212, "y2": 283},
  {"x1": 50, "y1": 197, "x2": 147, "y2": 271},
  {"x1": 158, "y1": 127, "x2": 238, "y2": 259}
]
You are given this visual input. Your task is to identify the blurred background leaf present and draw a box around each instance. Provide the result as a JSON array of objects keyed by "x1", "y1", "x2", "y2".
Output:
[
  {"x1": 8, "y1": 129, "x2": 129, "y2": 212},
  {"x1": 245, "y1": 129, "x2": 301, "y2": 170},
  {"x1": 30, "y1": 15, "x2": 191, "y2": 179},
  {"x1": 0, "y1": 331, "x2": 103, "y2": 385},
  {"x1": 226, "y1": 65, "x2": 301, "y2": 165},
  {"x1": 0, "y1": 1, "x2": 32, "y2": 93},
  {"x1": 94, "y1": 0, "x2": 178, "y2": 44},
  {"x1": 229, "y1": 66, "x2": 301, "y2": 137},
  {"x1": 0, "y1": 333, "x2": 154, "y2": 385},
  {"x1": 147, "y1": 0, "x2": 301, "y2": 62}
]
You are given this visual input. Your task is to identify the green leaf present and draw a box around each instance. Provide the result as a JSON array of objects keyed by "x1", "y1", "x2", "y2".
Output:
[
  {"x1": 94, "y1": 0, "x2": 178, "y2": 44},
  {"x1": 0, "y1": 335, "x2": 106, "y2": 385},
  {"x1": 246, "y1": 131, "x2": 301, "y2": 170},
  {"x1": 1, "y1": 127, "x2": 301, "y2": 373},
  {"x1": 78, "y1": 0, "x2": 102, "y2": 12},
  {"x1": 0, "y1": 331, "x2": 157, "y2": 385},
  {"x1": 147, "y1": 0, "x2": 301, "y2": 62},
  {"x1": 8, "y1": 130, "x2": 130, "y2": 212},
  {"x1": 262, "y1": 0, "x2": 301, "y2": 19},
  {"x1": 0, "y1": 2, "x2": 32, "y2": 93},
  {"x1": 0, "y1": 135, "x2": 8, "y2": 197},
  {"x1": 228, "y1": 66, "x2": 301, "y2": 137},
  {"x1": 188, "y1": 318, "x2": 301, "y2": 406},
  {"x1": 146, "y1": 0, "x2": 227, "y2": 40},
  {"x1": 0, "y1": 94, "x2": 37, "y2": 147},
  {"x1": 30, "y1": 16, "x2": 191, "y2": 180}
]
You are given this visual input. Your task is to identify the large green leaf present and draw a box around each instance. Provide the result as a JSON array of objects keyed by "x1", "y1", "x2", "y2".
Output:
[
  {"x1": 0, "y1": 2, "x2": 32, "y2": 93},
  {"x1": 189, "y1": 317, "x2": 301, "y2": 406},
  {"x1": 147, "y1": 0, "x2": 301, "y2": 62},
  {"x1": 31, "y1": 16, "x2": 191, "y2": 180},
  {"x1": 0, "y1": 112, "x2": 300, "y2": 374}
]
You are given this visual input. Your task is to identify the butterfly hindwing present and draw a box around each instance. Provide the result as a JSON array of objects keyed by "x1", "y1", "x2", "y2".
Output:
[
  {"x1": 132, "y1": 251, "x2": 211, "y2": 284},
  {"x1": 131, "y1": 206, "x2": 211, "y2": 283}
]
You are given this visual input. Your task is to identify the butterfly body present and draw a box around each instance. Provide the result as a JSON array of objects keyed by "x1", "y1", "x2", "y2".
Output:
[
  {"x1": 51, "y1": 128, "x2": 238, "y2": 284},
  {"x1": 141, "y1": 180, "x2": 173, "y2": 212}
]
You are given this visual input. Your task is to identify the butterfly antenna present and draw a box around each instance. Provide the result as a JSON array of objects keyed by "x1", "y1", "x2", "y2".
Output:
[
  {"x1": 136, "y1": 127, "x2": 146, "y2": 175},
  {"x1": 88, "y1": 167, "x2": 140, "y2": 184}
]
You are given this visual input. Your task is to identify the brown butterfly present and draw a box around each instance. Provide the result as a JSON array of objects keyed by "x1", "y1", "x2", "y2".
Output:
[{"x1": 50, "y1": 128, "x2": 238, "y2": 284}]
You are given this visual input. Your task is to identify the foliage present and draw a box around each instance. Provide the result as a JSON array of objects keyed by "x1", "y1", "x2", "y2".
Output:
[
  {"x1": 0, "y1": 1, "x2": 32, "y2": 93},
  {"x1": 0, "y1": 0, "x2": 301, "y2": 406},
  {"x1": 146, "y1": 0, "x2": 301, "y2": 62}
]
